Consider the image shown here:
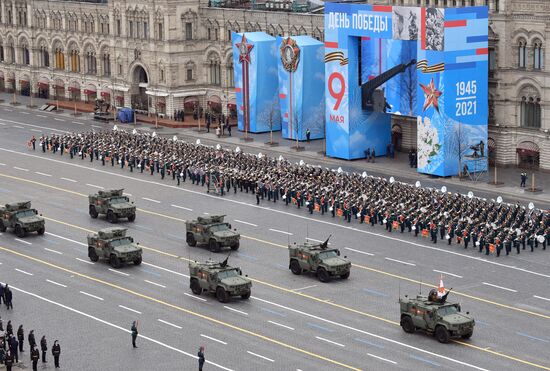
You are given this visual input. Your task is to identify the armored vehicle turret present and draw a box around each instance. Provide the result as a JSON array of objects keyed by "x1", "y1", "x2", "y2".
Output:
[
  {"x1": 189, "y1": 258, "x2": 252, "y2": 303},
  {"x1": 0, "y1": 201, "x2": 45, "y2": 237},
  {"x1": 399, "y1": 289, "x2": 475, "y2": 343},
  {"x1": 87, "y1": 227, "x2": 142, "y2": 268},
  {"x1": 185, "y1": 215, "x2": 240, "y2": 252},
  {"x1": 88, "y1": 189, "x2": 136, "y2": 223},
  {"x1": 288, "y1": 236, "x2": 351, "y2": 282}
]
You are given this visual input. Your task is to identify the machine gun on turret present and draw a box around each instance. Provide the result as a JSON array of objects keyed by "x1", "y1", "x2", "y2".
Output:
[{"x1": 361, "y1": 59, "x2": 417, "y2": 112}]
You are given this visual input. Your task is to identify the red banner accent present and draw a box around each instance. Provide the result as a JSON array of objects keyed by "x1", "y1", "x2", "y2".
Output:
[
  {"x1": 84, "y1": 89, "x2": 96, "y2": 95},
  {"x1": 235, "y1": 87, "x2": 242, "y2": 93},
  {"x1": 372, "y1": 5, "x2": 392, "y2": 12},
  {"x1": 279, "y1": 93, "x2": 286, "y2": 99},
  {"x1": 421, "y1": 8, "x2": 426, "y2": 51},
  {"x1": 100, "y1": 92, "x2": 110, "y2": 97},
  {"x1": 476, "y1": 48, "x2": 488, "y2": 55},
  {"x1": 444, "y1": 20, "x2": 467, "y2": 28},
  {"x1": 361, "y1": 37, "x2": 371, "y2": 41},
  {"x1": 324, "y1": 41, "x2": 338, "y2": 49}
]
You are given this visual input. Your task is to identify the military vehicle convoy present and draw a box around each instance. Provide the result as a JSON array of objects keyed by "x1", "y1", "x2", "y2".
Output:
[
  {"x1": 87, "y1": 227, "x2": 142, "y2": 268},
  {"x1": 189, "y1": 258, "x2": 252, "y2": 303},
  {"x1": 88, "y1": 189, "x2": 136, "y2": 223},
  {"x1": 185, "y1": 215, "x2": 240, "y2": 252},
  {"x1": 288, "y1": 236, "x2": 351, "y2": 282},
  {"x1": 399, "y1": 289, "x2": 475, "y2": 343},
  {"x1": 0, "y1": 201, "x2": 45, "y2": 237}
]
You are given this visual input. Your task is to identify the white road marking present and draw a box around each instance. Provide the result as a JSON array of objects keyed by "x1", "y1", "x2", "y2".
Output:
[
  {"x1": 384, "y1": 257, "x2": 416, "y2": 266},
  {"x1": 234, "y1": 219, "x2": 258, "y2": 227},
  {"x1": 246, "y1": 351, "x2": 274, "y2": 363},
  {"x1": 14, "y1": 238, "x2": 32, "y2": 245},
  {"x1": 86, "y1": 183, "x2": 104, "y2": 189},
  {"x1": 46, "y1": 279, "x2": 67, "y2": 288},
  {"x1": 482, "y1": 282, "x2": 518, "y2": 293},
  {"x1": 433, "y1": 269, "x2": 463, "y2": 279},
  {"x1": 268, "y1": 320, "x2": 294, "y2": 330},
  {"x1": 203, "y1": 212, "x2": 210, "y2": 215},
  {"x1": 76, "y1": 257, "x2": 95, "y2": 265},
  {"x1": 4, "y1": 109, "x2": 13, "y2": 112},
  {"x1": 6, "y1": 283, "x2": 233, "y2": 371},
  {"x1": 35, "y1": 171, "x2": 52, "y2": 177},
  {"x1": 344, "y1": 247, "x2": 374, "y2": 256},
  {"x1": 37, "y1": 114, "x2": 47, "y2": 118},
  {"x1": 109, "y1": 268, "x2": 130, "y2": 276},
  {"x1": 170, "y1": 204, "x2": 193, "y2": 211},
  {"x1": 143, "y1": 262, "x2": 189, "y2": 278},
  {"x1": 13, "y1": 166, "x2": 29, "y2": 171},
  {"x1": 367, "y1": 353, "x2": 397, "y2": 365},
  {"x1": 200, "y1": 334, "x2": 227, "y2": 345},
  {"x1": 145, "y1": 279, "x2": 166, "y2": 288},
  {"x1": 252, "y1": 296, "x2": 488, "y2": 371},
  {"x1": 142, "y1": 197, "x2": 161, "y2": 203},
  {"x1": 316, "y1": 336, "x2": 345, "y2": 347},
  {"x1": 0, "y1": 119, "x2": 68, "y2": 133},
  {"x1": 21, "y1": 112, "x2": 30, "y2": 115},
  {"x1": 15, "y1": 268, "x2": 33, "y2": 276},
  {"x1": 157, "y1": 319, "x2": 182, "y2": 329},
  {"x1": 292, "y1": 285, "x2": 317, "y2": 292},
  {"x1": 7, "y1": 146, "x2": 549, "y2": 282},
  {"x1": 61, "y1": 177, "x2": 77, "y2": 182},
  {"x1": 72, "y1": 121, "x2": 85, "y2": 125},
  {"x1": 79, "y1": 291, "x2": 104, "y2": 301},
  {"x1": 533, "y1": 295, "x2": 550, "y2": 302},
  {"x1": 46, "y1": 232, "x2": 87, "y2": 246},
  {"x1": 0, "y1": 162, "x2": 5, "y2": 166},
  {"x1": 223, "y1": 306, "x2": 248, "y2": 316},
  {"x1": 183, "y1": 293, "x2": 207, "y2": 302},
  {"x1": 44, "y1": 247, "x2": 62, "y2": 255},
  {"x1": 54, "y1": 118, "x2": 65, "y2": 122},
  {"x1": 0, "y1": 122, "x2": 4, "y2": 125},
  {"x1": 91, "y1": 125, "x2": 102, "y2": 128},
  {"x1": 13, "y1": 125, "x2": 25, "y2": 129},
  {"x1": 118, "y1": 305, "x2": 142, "y2": 314},
  {"x1": 269, "y1": 228, "x2": 293, "y2": 236},
  {"x1": 30, "y1": 129, "x2": 41, "y2": 132}
]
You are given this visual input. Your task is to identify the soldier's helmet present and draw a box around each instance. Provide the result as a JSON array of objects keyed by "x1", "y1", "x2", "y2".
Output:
[{"x1": 428, "y1": 289, "x2": 438, "y2": 302}]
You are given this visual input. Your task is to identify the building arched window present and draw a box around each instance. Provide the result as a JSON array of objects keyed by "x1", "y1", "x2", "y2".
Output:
[
  {"x1": 85, "y1": 46, "x2": 97, "y2": 75},
  {"x1": 54, "y1": 45, "x2": 65, "y2": 70},
  {"x1": 208, "y1": 53, "x2": 221, "y2": 86},
  {"x1": 181, "y1": 11, "x2": 197, "y2": 41},
  {"x1": 40, "y1": 43, "x2": 50, "y2": 67},
  {"x1": 518, "y1": 40, "x2": 526, "y2": 68},
  {"x1": 226, "y1": 58, "x2": 234, "y2": 87},
  {"x1": 102, "y1": 52, "x2": 111, "y2": 76},
  {"x1": 533, "y1": 41, "x2": 543, "y2": 70},
  {"x1": 69, "y1": 45, "x2": 80, "y2": 72},
  {"x1": 21, "y1": 42, "x2": 30, "y2": 65},
  {"x1": 520, "y1": 94, "x2": 541, "y2": 128}
]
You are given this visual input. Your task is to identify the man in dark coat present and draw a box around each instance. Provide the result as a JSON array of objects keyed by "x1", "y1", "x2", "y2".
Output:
[
  {"x1": 131, "y1": 321, "x2": 138, "y2": 348},
  {"x1": 4, "y1": 349, "x2": 14, "y2": 371},
  {"x1": 4, "y1": 285, "x2": 13, "y2": 309},
  {"x1": 31, "y1": 345, "x2": 40, "y2": 371},
  {"x1": 52, "y1": 340, "x2": 61, "y2": 368},
  {"x1": 198, "y1": 346, "x2": 205, "y2": 371},
  {"x1": 28, "y1": 330, "x2": 36, "y2": 350},
  {"x1": 40, "y1": 335, "x2": 47, "y2": 363},
  {"x1": 17, "y1": 325, "x2": 24, "y2": 352}
]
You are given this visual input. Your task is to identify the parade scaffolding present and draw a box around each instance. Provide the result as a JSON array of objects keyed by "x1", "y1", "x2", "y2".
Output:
[
  {"x1": 464, "y1": 155, "x2": 487, "y2": 182},
  {"x1": 208, "y1": 170, "x2": 222, "y2": 195}
]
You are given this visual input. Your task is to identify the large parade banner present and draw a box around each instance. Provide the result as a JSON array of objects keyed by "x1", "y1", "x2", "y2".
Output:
[
  {"x1": 324, "y1": 4, "x2": 488, "y2": 176},
  {"x1": 232, "y1": 32, "x2": 281, "y2": 133},
  {"x1": 277, "y1": 36, "x2": 325, "y2": 141}
]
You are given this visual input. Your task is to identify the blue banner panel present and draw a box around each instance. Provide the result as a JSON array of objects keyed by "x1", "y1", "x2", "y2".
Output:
[
  {"x1": 277, "y1": 36, "x2": 325, "y2": 141},
  {"x1": 232, "y1": 32, "x2": 280, "y2": 133}
]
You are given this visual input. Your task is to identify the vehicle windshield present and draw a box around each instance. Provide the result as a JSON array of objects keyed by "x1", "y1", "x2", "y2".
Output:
[
  {"x1": 16, "y1": 210, "x2": 36, "y2": 218},
  {"x1": 109, "y1": 197, "x2": 129, "y2": 204},
  {"x1": 217, "y1": 269, "x2": 239, "y2": 279},
  {"x1": 208, "y1": 224, "x2": 229, "y2": 232},
  {"x1": 437, "y1": 306, "x2": 459, "y2": 317},
  {"x1": 317, "y1": 250, "x2": 338, "y2": 259},
  {"x1": 110, "y1": 237, "x2": 133, "y2": 247}
]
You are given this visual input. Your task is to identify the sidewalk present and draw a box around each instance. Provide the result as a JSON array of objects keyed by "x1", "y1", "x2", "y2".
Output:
[{"x1": 2, "y1": 92, "x2": 549, "y2": 205}]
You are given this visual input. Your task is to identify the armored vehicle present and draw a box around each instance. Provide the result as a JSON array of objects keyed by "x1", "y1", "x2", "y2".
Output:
[
  {"x1": 87, "y1": 227, "x2": 142, "y2": 268},
  {"x1": 189, "y1": 258, "x2": 252, "y2": 303},
  {"x1": 88, "y1": 189, "x2": 136, "y2": 223},
  {"x1": 0, "y1": 201, "x2": 45, "y2": 237},
  {"x1": 185, "y1": 215, "x2": 240, "y2": 252},
  {"x1": 288, "y1": 236, "x2": 351, "y2": 282},
  {"x1": 399, "y1": 289, "x2": 475, "y2": 343}
]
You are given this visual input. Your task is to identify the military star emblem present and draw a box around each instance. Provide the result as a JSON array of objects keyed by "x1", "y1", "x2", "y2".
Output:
[
  {"x1": 236, "y1": 35, "x2": 253, "y2": 64},
  {"x1": 420, "y1": 78, "x2": 442, "y2": 113}
]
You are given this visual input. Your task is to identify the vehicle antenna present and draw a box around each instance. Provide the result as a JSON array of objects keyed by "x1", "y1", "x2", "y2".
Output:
[
  {"x1": 419, "y1": 276, "x2": 422, "y2": 296},
  {"x1": 399, "y1": 280, "x2": 401, "y2": 301},
  {"x1": 306, "y1": 224, "x2": 309, "y2": 241}
]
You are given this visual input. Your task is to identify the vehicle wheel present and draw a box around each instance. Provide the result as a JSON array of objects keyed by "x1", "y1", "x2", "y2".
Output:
[
  {"x1": 37, "y1": 226, "x2": 45, "y2": 235},
  {"x1": 340, "y1": 271, "x2": 350, "y2": 279},
  {"x1": 400, "y1": 316, "x2": 415, "y2": 333},
  {"x1": 107, "y1": 210, "x2": 117, "y2": 223},
  {"x1": 186, "y1": 233, "x2": 197, "y2": 247},
  {"x1": 15, "y1": 224, "x2": 25, "y2": 238},
  {"x1": 435, "y1": 325, "x2": 450, "y2": 344},
  {"x1": 317, "y1": 267, "x2": 330, "y2": 283},
  {"x1": 209, "y1": 239, "x2": 220, "y2": 253},
  {"x1": 0, "y1": 221, "x2": 7, "y2": 232},
  {"x1": 230, "y1": 241, "x2": 240, "y2": 251},
  {"x1": 110, "y1": 255, "x2": 121, "y2": 269},
  {"x1": 89, "y1": 205, "x2": 98, "y2": 219},
  {"x1": 461, "y1": 331, "x2": 473, "y2": 340},
  {"x1": 290, "y1": 260, "x2": 302, "y2": 275},
  {"x1": 241, "y1": 290, "x2": 251, "y2": 300},
  {"x1": 216, "y1": 286, "x2": 229, "y2": 303},
  {"x1": 190, "y1": 279, "x2": 202, "y2": 295},
  {"x1": 133, "y1": 257, "x2": 142, "y2": 266},
  {"x1": 88, "y1": 248, "x2": 99, "y2": 262},
  {"x1": 127, "y1": 213, "x2": 136, "y2": 222}
]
